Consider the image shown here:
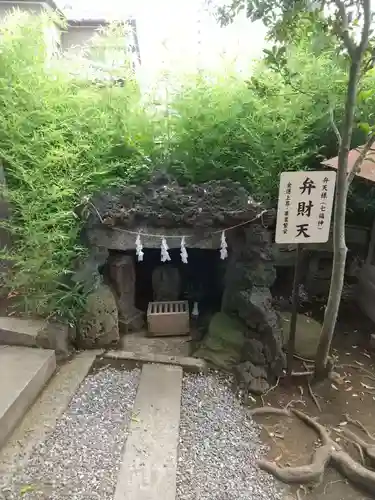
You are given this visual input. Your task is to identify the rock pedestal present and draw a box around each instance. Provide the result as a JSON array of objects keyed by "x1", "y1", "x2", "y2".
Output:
[
  {"x1": 78, "y1": 283, "x2": 119, "y2": 348},
  {"x1": 222, "y1": 225, "x2": 286, "y2": 384},
  {"x1": 235, "y1": 361, "x2": 270, "y2": 395},
  {"x1": 194, "y1": 312, "x2": 246, "y2": 370}
]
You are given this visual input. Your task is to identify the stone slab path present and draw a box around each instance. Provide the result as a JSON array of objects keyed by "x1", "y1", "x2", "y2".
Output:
[
  {"x1": 115, "y1": 363, "x2": 182, "y2": 500},
  {"x1": 0, "y1": 352, "x2": 284, "y2": 500},
  {"x1": 0, "y1": 357, "x2": 184, "y2": 500},
  {"x1": 120, "y1": 330, "x2": 191, "y2": 357}
]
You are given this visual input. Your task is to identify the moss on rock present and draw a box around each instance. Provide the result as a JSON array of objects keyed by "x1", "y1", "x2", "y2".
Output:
[{"x1": 194, "y1": 312, "x2": 246, "y2": 370}]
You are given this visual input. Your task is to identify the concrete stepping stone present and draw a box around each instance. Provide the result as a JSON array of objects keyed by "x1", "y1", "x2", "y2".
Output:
[
  {"x1": 0, "y1": 317, "x2": 45, "y2": 347},
  {"x1": 0, "y1": 316, "x2": 70, "y2": 359},
  {"x1": 0, "y1": 346, "x2": 56, "y2": 449},
  {"x1": 114, "y1": 363, "x2": 183, "y2": 500}
]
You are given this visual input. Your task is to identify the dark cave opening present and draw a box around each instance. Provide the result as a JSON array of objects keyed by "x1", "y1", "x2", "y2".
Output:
[{"x1": 114, "y1": 248, "x2": 226, "y2": 317}]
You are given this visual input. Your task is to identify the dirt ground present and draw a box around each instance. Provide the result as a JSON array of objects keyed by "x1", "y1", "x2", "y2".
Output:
[{"x1": 250, "y1": 303, "x2": 375, "y2": 500}]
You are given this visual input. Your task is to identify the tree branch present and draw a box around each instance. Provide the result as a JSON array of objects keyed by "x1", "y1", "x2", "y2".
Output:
[
  {"x1": 330, "y1": 107, "x2": 342, "y2": 146},
  {"x1": 333, "y1": 0, "x2": 355, "y2": 57},
  {"x1": 346, "y1": 133, "x2": 375, "y2": 186},
  {"x1": 358, "y1": 0, "x2": 372, "y2": 57}
]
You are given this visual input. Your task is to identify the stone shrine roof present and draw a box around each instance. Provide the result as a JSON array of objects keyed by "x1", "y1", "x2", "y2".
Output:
[{"x1": 86, "y1": 173, "x2": 273, "y2": 230}]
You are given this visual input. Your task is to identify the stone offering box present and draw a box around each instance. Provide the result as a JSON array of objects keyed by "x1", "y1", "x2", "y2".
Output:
[{"x1": 147, "y1": 301, "x2": 190, "y2": 337}]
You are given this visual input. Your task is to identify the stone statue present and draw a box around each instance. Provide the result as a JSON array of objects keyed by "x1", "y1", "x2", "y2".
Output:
[
  {"x1": 152, "y1": 264, "x2": 181, "y2": 301},
  {"x1": 108, "y1": 254, "x2": 144, "y2": 332}
]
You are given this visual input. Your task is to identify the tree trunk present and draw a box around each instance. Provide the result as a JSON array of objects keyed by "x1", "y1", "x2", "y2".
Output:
[
  {"x1": 314, "y1": 60, "x2": 360, "y2": 378},
  {"x1": 314, "y1": 0, "x2": 371, "y2": 378}
]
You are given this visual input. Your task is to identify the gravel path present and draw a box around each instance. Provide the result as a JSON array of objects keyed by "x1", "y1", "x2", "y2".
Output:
[
  {"x1": 1, "y1": 367, "x2": 140, "y2": 500},
  {"x1": 176, "y1": 372, "x2": 285, "y2": 500}
]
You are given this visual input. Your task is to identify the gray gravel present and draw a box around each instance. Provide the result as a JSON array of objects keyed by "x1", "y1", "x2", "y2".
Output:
[
  {"x1": 0, "y1": 366, "x2": 140, "y2": 500},
  {"x1": 176, "y1": 372, "x2": 285, "y2": 500}
]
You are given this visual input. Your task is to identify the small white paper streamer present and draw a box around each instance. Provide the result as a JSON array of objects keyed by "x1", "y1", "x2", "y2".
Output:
[
  {"x1": 180, "y1": 236, "x2": 188, "y2": 264},
  {"x1": 192, "y1": 301, "x2": 199, "y2": 317},
  {"x1": 160, "y1": 237, "x2": 171, "y2": 262},
  {"x1": 220, "y1": 230, "x2": 228, "y2": 260},
  {"x1": 135, "y1": 233, "x2": 144, "y2": 262}
]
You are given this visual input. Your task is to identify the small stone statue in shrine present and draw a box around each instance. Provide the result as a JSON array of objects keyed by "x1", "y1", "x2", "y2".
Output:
[{"x1": 152, "y1": 264, "x2": 181, "y2": 301}]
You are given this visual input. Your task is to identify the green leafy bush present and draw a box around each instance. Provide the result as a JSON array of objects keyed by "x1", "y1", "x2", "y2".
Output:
[
  {"x1": 0, "y1": 12, "x2": 157, "y2": 318},
  {"x1": 166, "y1": 68, "x2": 319, "y2": 202},
  {"x1": 0, "y1": 11, "x2": 374, "y2": 319}
]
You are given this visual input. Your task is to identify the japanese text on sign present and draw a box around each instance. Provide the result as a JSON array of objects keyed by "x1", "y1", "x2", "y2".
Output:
[{"x1": 275, "y1": 171, "x2": 336, "y2": 244}]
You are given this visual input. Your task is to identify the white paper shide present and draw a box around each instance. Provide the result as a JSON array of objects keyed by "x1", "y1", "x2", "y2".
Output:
[
  {"x1": 220, "y1": 231, "x2": 228, "y2": 260},
  {"x1": 135, "y1": 233, "x2": 144, "y2": 262},
  {"x1": 180, "y1": 236, "x2": 188, "y2": 264},
  {"x1": 160, "y1": 237, "x2": 171, "y2": 262}
]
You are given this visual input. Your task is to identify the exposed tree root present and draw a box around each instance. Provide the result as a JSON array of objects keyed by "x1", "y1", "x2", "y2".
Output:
[
  {"x1": 293, "y1": 354, "x2": 314, "y2": 364},
  {"x1": 248, "y1": 407, "x2": 291, "y2": 417},
  {"x1": 331, "y1": 449, "x2": 375, "y2": 494},
  {"x1": 344, "y1": 413, "x2": 375, "y2": 441},
  {"x1": 288, "y1": 370, "x2": 314, "y2": 377},
  {"x1": 342, "y1": 428, "x2": 375, "y2": 467},
  {"x1": 280, "y1": 359, "x2": 337, "y2": 409},
  {"x1": 300, "y1": 361, "x2": 322, "y2": 411},
  {"x1": 253, "y1": 408, "x2": 375, "y2": 495},
  {"x1": 341, "y1": 429, "x2": 366, "y2": 464},
  {"x1": 285, "y1": 399, "x2": 306, "y2": 410},
  {"x1": 292, "y1": 409, "x2": 331, "y2": 445},
  {"x1": 306, "y1": 380, "x2": 322, "y2": 412},
  {"x1": 262, "y1": 377, "x2": 281, "y2": 397},
  {"x1": 340, "y1": 363, "x2": 375, "y2": 382},
  {"x1": 258, "y1": 444, "x2": 332, "y2": 485}
]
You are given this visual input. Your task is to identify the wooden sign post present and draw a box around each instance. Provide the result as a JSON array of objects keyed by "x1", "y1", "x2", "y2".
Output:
[{"x1": 275, "y1": 171, "x2": 336, "y2": 375}]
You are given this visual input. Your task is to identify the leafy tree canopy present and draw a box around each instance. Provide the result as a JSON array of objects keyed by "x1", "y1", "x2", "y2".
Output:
[{"x1": 215, "y1": 0, "x2": 375, "y2": 73}]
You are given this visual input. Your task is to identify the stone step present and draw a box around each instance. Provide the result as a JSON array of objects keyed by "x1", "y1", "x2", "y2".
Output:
[
  {"x1": 0, "y1": 350, "x2": 99, "y2": 484},
  {"x1": 0, "y1": 317, "x2": 45, "y2": 347},
  {"x1": 114, "y1": 363, "x2": 183, "y2": 500},
  {"x1": 105, "y1": 349, "x2": 207, "y2": 373},
  {"x1": 0, "y1": 316, "x2": 69, "y2": 359},
  {"x1": 0, "y1": 346, "x2": 56, "y2": 449}
]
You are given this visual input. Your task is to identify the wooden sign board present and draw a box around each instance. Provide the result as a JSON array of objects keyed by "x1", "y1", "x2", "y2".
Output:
[{"x1": 275, "y1": 171, "x2": 336, "y2": 245}]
